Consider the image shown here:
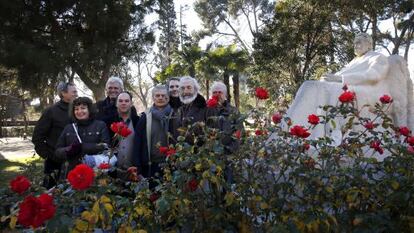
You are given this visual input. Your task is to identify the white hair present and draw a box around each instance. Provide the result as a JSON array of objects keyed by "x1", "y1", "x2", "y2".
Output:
[
  {"x1": 210, "y1": 81, "x2": 227, "y2": 97},
  {"x1": 179, "y1": 76, "x2": 200, "y2": 93},
  {"x1": 354, "y1": 33, "x2": 373, "y2": 50},
  {"x1": 106, "y1": 76, "x2": 124, "y2": 90}
]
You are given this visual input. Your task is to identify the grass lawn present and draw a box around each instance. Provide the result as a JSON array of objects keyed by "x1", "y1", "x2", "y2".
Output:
[{"x1": 0, "y1": 156, "x2": 44, "y2": 188}]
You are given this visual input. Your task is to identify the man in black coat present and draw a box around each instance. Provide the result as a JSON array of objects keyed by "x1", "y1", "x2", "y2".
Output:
[
  {"x1": 171, "y1": 76, "x2": 207, "y2": 144},
  {"x1": 32, "y1": 82, "x2": 78, "y2": 188},
  {"x1": 95, "y1": 76, "x2": 137, "y2": 121}
]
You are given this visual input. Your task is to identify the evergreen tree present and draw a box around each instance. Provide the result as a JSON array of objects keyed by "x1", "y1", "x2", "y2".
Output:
[{"x1": 156, "y1": 0, "x2": 179, "y2": 69}]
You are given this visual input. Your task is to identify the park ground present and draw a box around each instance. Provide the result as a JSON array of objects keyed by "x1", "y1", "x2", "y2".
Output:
[{"x1": 0, "y1": 137, "x2": 42, "y2": 188}]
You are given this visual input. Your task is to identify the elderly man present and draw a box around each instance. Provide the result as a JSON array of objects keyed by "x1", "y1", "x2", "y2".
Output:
[
  {"x1": 206, "y1": 81, "x2": 240, "y2": 150},
  {"x1": 167, "y1": 77, "x2": 182, "y2": 110},
  {"x1": 32, "y1": 82, "x2": 78, "y2": 188},
  {"x1": 286, "y1": 33, "x2": 413, "y2": 142},
  {"x1": 171, "y1": 76, "x2": 207, "y2": 142},
  {"x1": 133, "y1": 85, "x2": 173, "y2": 179},
  {"x1": 96, "y1": 76, "x2": 137, "y2": 121}
]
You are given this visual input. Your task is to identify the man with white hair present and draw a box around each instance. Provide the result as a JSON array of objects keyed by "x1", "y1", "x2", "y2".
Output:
[
  {"x1": 134, "y1": 85, "x2": 173, "y2": 179},
  {"x1": 206, "y1": 81, "x2": 241, "y2": 151},
  {"x1": 96, "y1": 76, "x2": 137, "y2": 121},
  {"x1": 172, "y1": 76, "x2": 207, "y2": 142}
]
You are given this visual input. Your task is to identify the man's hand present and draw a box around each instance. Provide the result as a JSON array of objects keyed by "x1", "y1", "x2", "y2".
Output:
[{"x1": 322, "y1": 73, "x2": 342, "y2": 82}]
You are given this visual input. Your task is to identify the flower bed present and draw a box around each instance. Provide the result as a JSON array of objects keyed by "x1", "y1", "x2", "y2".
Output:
[{"x1": 1, "y1": 88, "x2": 414, "y2": 232}]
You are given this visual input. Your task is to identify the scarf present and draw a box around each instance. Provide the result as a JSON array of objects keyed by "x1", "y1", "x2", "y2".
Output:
[{"x1": 150, "y1": 104, "x2": 172, "y2": 132}]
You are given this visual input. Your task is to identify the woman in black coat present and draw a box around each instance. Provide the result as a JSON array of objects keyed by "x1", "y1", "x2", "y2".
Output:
[{"x1": 55, "y1": 97, "x2": 110, "y2": 177}]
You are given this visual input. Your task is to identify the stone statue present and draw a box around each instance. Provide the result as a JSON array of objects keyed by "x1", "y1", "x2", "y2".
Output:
[{"x1": 286, "y1": 33, "x2": 413, "y2": 141}]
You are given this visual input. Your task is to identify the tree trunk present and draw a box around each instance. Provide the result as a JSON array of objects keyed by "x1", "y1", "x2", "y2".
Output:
[
  {"x1": 205, "y1": 79, "x2": 210, "y2": 99},
  {"x1": 232, "y1": 73, "x2": 240, "y2": 109},
  {"x1": 223, "y1": 73, "x2": 231, "y2": 103}
]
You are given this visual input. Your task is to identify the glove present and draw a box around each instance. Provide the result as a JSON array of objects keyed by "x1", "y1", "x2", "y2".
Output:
[
  {"x1": 96, "y1": 143, "x2": 109, "y2": 151},
  {"x1": 83, "y1": 155, "x2": 96, "y2": 168},
  {"x1": 66, "y1": 143, "x2": 82, "y2": 157}
]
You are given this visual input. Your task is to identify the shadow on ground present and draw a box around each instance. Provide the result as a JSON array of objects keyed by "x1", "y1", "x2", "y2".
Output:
[{"x1": 0, "y1": 158, "x2": 44, "y2": 189}]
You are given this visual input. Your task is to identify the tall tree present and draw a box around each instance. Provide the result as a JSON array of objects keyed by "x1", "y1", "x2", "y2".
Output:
[
  {"x1": 156, "y1": 0, "x2": 179, "y2": 69},
  {"x1": 0, "y1": 0, "x2": 155, "y2": 100},
  {"x1": 194, "y1": 0, "x2": 274, "y2": 53}
]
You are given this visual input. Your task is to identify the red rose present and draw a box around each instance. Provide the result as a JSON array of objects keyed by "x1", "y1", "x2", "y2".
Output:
[
  {"x1": 290, "y1": 125, "x2": 311, "y2": 138},
  {"x1": 159, "y1": 146, "x2": 168, "y2": 154},
  {"x1": 379, "y1": 94, "x2": 393, "y2": 104},
  {"x1": 166, "y1": 149, "x2": 176, "y2": 158},
  {"x1": 255, "y1": 129, "x2": 263, "y2": 136},
  {"x1": 408, "y1": 146, "x2": 414, "y2": 154},
  {"x1": 364, "y1": 121, "x2": 375, "y2": 130},
  {"x1": 149, "y1": 193, "x2": 159, "y2": 203},
  {"x1": 272, "y1": 113, "x2": 283, "y2": 124},
  {"x1": 338, "y1": 91, "x2": 355, "y2": 103},
  {"x1": 10, "y1": 175, "x2": 31, "y2": 195},
  {"x1": 407, "y1": 136, "x2": 414, "y2": 146},
  {"x1": 127, "y1": 167, "x2": 139, "y2": 182},
  {"x1": 399, "y1": 126, "x2": 411, "y2": 137},
  {"x1": 307, "y1": 114, "x2": 319, "y2": 125},
  {"x1": 110, "y1": 122, "x2": 122, "y2": 133},
  {"x1": 98, "y1": 163, "x2": 111, "y2": 170},
  {"x1": 370, "y1": 140, "x2": 384, "y2": 154},
  {"x1": 206, "y1": 96, "x2": 219, "y2": 108},
  {"x1": 187, "y1": 178, "x2": 198, "y2": 192},
  {"x1": 234, "y1": 130, "x2": 241, "y2": 139},
  {"x1": 119, "y1": 126, "x2": 132, "y2": 137},
  {"x1": 111, "y1": 122, "x2": 131, "y2": 137},
  {"x1": 255, "y1": 87, "x2": 269, "y2": 100},
  {"x1": 67, "y1": 164, "x2": 95, "y2": 190},
  {"x1": 18, "y1": 194, "x2": 56, "y2": 228}
]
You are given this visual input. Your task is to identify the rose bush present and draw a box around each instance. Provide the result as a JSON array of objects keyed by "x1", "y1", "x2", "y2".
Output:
[{"x1": 1, "y1": 89, "x2": 414, "y2": 232}]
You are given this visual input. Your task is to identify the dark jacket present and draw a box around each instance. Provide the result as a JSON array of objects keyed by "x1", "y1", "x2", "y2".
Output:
[
  {"x1": 133, "y1": 109, "x2": 174, "y2": 174},
  {"x1": 55, "y1": 119, "x2": 110, "y2": 173},
  {"x1": 95, "y1": 96, "x2": 138, "y2": 122},
  {"x1": 169, "y1": 96, "x2": 182, "y2": 110},
  {"x1": 171, "y1": 94, "x2": 207, "y2": 144},
  {"x1": 206, "y1": 100, "x2": 241, "y2": 153},
  {"x1": 32, "y1": 100, "x2": 71, "y2": 173}
]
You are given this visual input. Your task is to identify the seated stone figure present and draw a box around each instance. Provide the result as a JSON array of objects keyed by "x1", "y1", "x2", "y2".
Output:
[{"x1": 286, "y1": 33, "x2": 413, "y2": 141}]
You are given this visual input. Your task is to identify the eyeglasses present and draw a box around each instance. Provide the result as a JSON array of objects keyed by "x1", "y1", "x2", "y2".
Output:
[{"x1": 169, "y1": 85, "x2": 179, "y2": 88}]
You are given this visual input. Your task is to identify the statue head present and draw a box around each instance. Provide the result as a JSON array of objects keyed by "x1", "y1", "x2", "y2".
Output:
[{"x1": 353, "y1": 33, "x2": 373, "y2": 57}]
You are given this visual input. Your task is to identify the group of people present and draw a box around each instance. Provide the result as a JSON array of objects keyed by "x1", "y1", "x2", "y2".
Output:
[{"x1": 32, "y1": 76, "x2": 240, "y2": 188}]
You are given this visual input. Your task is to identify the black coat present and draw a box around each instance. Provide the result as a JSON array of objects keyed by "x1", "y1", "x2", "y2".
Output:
[
  {"x1": 206, "y1": 100, "x2": 241, "y2": 153},
  {"x1": 95, "y1": 96, "x2": 139, "y2": 122},
  {"x1": 55, "y1": 119, "x2": 110, "y2": 172},
  {"x1": 32, "y1": 100, "x2": 71, "y2": 173},
  {"x1": 171, "y1": 94, "x2": 207, "y2": 144},
  {"x1": 132, "y1": 110, "x2": 174, "y2": 173}
]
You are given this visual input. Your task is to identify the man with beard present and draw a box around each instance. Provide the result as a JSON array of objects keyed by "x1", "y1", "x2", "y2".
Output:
[
  {"x1": 133, "y1": 85, "x2": 173, "y2": 179},
  {"x1": 167, "y1": 77, "x2": 182, "y2": 110},
  {"x1": 96, "y1": 76, "x2": 137, "y2": 121},
  {"x1": 32, "y1": 82, "x2": 78, "y2": 188},
  {"x1": 171, "y1": 76, "x2": 207, "y2": 144}
]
